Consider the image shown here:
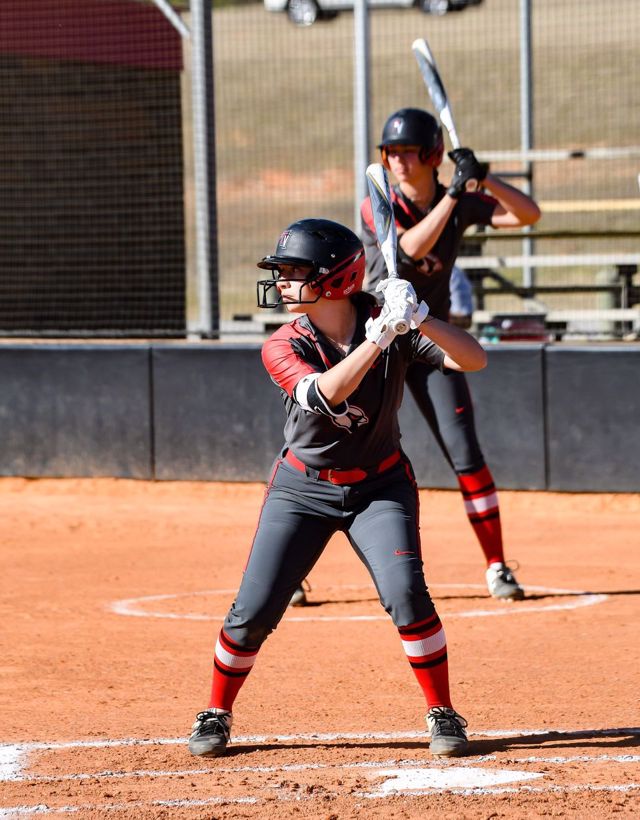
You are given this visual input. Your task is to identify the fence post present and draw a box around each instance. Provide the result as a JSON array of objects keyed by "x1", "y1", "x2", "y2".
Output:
[
  {"x1": 519, "y1": 0, "x2": 535, "y2": 299},
  {"x1": 189, "y1": 0, "x2": 219, "y2": 339},
  {"x1": 353, "y1": 0, "x2": 371, "y2": 235}
]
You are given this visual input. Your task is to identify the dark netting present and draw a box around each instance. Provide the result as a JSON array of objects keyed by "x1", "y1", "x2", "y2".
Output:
[{"x1": 0, "y1": 0, "x2": 185, "y2": 336}]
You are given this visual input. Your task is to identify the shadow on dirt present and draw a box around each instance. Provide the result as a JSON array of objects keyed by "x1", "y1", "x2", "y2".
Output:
[
  {"x1": 467, "y1": 727, "x2": 640, "y2": 755},
  {"x1": 225, "y1": 727, "x2": 640, "y2": 758},
  {"x1": 300, "y1": 588, "x2": 640, "y2": 606},
  {"x1": 516, "y1": 588, "x2": 640, "y2": 602}
]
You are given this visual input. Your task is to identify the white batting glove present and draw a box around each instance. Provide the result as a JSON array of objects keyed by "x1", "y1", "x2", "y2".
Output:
[
  {"x1": 365, "y1": 305, "x2": 402, "y2": 350},
  {"x1": 411, "y1": 300, "x2": 430, "y2": 329},
  {"x1": 376, "y1": 278, "x2": 418, "y2": 313},
  {"x1": 376, "y1": 279, "x2": 417, "y2": 335}
]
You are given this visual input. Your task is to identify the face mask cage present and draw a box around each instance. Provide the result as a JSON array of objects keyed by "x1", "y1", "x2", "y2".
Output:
[{"x1": 256, "y1": 265, "x2": 322, "y2": 308}]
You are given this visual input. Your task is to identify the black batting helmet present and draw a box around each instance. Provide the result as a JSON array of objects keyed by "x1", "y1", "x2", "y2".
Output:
[
  {"x1": 378, "y1": 107, "x2": 444, "y2": 169},
  {"x1": 256, "y1": 218, "x2": 366, "y2": 308}
]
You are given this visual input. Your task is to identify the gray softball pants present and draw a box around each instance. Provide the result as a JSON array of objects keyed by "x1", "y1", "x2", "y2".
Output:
[{"x1": 222, "y1": 452, "x2": 437, "y2": 649}]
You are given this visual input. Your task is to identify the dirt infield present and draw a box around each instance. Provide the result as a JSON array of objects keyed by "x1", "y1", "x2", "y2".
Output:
[{"x1": 1, "y1": 478, "x2": 639, "y2": 818}]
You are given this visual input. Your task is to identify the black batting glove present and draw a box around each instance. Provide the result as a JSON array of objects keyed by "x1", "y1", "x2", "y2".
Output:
[{"x1": 446, "y1": 148, "x2": 489, "y2": 199}]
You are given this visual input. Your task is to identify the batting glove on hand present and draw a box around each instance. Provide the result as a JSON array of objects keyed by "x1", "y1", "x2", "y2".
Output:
[
  {"x1": 377, "y1": 279, "x2": 416, "y2": 336},
  {"x1": 446, "y1": 148, "x2": 489, "y2": 199},
  {"x1": 375, "y1": 278, "x2": 418, "y2": 314},
  {"x1": 366, "y1": 303, "x2": 408, "y2": 350},
  {"x1": 411, "y1": 300, "x2": 430, "y2": 329}
]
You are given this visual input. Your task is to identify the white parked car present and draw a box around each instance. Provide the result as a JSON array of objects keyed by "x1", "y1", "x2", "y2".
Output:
[{"x1": 264, "y1": 0, "x2": 483, "y2": 28}]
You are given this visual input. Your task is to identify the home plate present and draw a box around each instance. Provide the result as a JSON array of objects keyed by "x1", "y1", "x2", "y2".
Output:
[{"x1": 371, "y1": 767, "x2": 544, "y2": 794}]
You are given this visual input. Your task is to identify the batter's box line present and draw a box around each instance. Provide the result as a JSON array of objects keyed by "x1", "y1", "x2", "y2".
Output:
[
  {"x1": 1, "y1": 782, "x2": 639, "y2": 816},
  {"x1": 108, "y1": 584, "x2": 609, "y2": 622},
  {"x1": 7, "y1": 753, "x2": 640, "y2": 786},
  {"x1": 0, "y1": 796, "x2": 259, "y2": 817},
  {"x1": 356, "y1": 783, "x2": 640, "y2": 799},
  {"x1": 2, "y1": 726, "x2": 640, "y2": 781}
]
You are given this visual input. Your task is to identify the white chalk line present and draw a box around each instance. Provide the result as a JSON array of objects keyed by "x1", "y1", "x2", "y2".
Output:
[
  {"x1": 8, "y1": 754, "x2": 640, "y2": 785},
  {"x1": 109, "y1": 583, "x2": 608, "y2": 622},
  {"x1": 0, "y1": 796, "x2": 258, "y2": 817},
  {"x1": 4, "y1": 725, "x2": 639, "y2": 757},
  {"x1": 2, "y1": 783, "x2": 639, "y2": 816},
  {"x1": 2, "y1": 730, "x2": 639, "y2": 815},
  {"x1": 358, "y1": 783, "x2": 640, "y2": 799},
  {"x1": 5, "y1": 725, "x2": 639, "y2": 757}
]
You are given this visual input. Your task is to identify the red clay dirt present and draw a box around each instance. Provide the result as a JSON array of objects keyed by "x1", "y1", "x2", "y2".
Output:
[{"x1": 1, "y1": 478, "x2": 638, "y2": 818}]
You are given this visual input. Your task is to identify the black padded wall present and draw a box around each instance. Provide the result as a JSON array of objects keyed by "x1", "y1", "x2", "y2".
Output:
[
  {"x1": 0, "y1": 344, "x2": 152, "y2": 477},
  {"x1": 0, "y1": 342, "x2": 637, "y2": 491},
  {"x1": 545, "y1": 345, "x2": 640, "y2": 491},
  {"x1": 152, "y1": 345, "x2": 285, "y2": 481}
]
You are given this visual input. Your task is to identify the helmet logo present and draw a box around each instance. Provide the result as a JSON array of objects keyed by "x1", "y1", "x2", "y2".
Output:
[
  {"x1": 390, "y1": 118, "x2": 404, "y2": 136},
  {"x1": 278, "y1": 230, "x2": 291, "y2": 250}
]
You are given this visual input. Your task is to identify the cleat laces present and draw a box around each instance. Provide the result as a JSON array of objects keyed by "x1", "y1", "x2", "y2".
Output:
[
  {"x1": 428, "y1": 707, "x2": 468, "y2": 739},
  {"x1": 193, "y1": 710, "x2": 231, "y2": 741}
]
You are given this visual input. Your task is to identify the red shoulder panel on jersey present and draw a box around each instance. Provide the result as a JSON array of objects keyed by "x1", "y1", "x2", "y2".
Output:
[
  {"x1": 261, "y1": 319, "x2": 320, "y2": 397},
  {"x1": 362, "y1": 189, "x2": 416, "y2": 234},
  {"x1": 361, "y1": 196, "x2": 374, "y2": 234},
  {"x1": 390, "y1": 187, "x2": 420, "y2": 229}
]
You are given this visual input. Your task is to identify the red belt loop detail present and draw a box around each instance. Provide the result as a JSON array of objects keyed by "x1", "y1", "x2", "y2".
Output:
[{"x1": 285, "y1": 449, "x2": 401, "y2": 485}]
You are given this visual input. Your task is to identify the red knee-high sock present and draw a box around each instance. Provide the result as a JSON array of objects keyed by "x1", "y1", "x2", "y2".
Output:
[
  {"x1": 457, "y1": 465, "x2": 505, "y2": 566},
  {"x1": 398, "y1": 614, "x2": 451, "y2": 709},
  {"x1": 208, "y1": 629, "x2": 260, "y2": 712}
]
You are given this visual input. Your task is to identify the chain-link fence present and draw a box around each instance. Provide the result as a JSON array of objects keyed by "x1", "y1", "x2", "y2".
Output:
[{"x1": 1, "y1": 0, "x2": 639, "y2": 338}]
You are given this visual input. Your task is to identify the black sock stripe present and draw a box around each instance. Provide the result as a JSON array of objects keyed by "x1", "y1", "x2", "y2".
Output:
[
  {"x1": 460, "y1": 483, "x2": 495, "y2": 499},
  {"x1": 410, "y1": 651, "x2": 448, "y2": 670},
  {"x1": 219, "y1": 631, "x2": 259, "y2": 655},
  {"x1": 398, "y1": 614, "x2": 440, "y2": 636},
  {"x1": 214, "y1": 659, "x2": 252, "y2": 678},
  {"x1": 468, "y1": 510, "x2": 501, "y2": 524}
]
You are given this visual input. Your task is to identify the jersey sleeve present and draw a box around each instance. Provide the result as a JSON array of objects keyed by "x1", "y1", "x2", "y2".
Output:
[
  {"x1": 408, "y1": 329, "x2": 447, "y2": 370},
  {"x1": 459, "y1": 191, "x2": 497, "y2": 229},
  {"x1": 261, "y1": 325, "x2": 349, "y2": 418},
  {"x1": 262, "y1": 330, "x2": 317, "y2": 397}
]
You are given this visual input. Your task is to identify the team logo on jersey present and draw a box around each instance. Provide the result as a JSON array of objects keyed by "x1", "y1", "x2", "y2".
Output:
[
  {"x1": 331, "y1": 405, "x2": 369, "y2": 432},
  {"x1": 417, "y1": 253, "x2": 443, "y2": 276}
]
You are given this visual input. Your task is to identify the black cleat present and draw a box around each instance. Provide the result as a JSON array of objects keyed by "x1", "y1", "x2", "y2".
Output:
[
  {"x1": 288, "y1": 578, "x2": 311, "y2": 607},
  {"x1": 188, "y1": 709, "x2": 232, "y2": 757},
  {"x1": 426, "y1": 707, "x2": 469, "y2": 757},
  {"x1": 486, "y1": 562, "x2": 525, "y2": 601}
]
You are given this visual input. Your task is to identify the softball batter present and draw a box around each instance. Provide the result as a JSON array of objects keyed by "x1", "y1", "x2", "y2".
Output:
[
  {"x1": 361, "y1": 107, "x2": 541, "y2": 601},
  {"x1": 188, "y1": 218, "x2": 486, "y2": 759}
]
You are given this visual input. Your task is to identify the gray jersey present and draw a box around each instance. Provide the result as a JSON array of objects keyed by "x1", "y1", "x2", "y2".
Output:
[{"x1": 261, "y1": 293, "x2": 445, "y2": 471}]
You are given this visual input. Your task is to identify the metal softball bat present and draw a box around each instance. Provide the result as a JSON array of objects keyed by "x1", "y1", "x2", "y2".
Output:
[
  {"x1": 365, "y1": 163, "x2": 410, "y2": 335},
  {"x1": 412, "y1": 37, "x2": 461, "y2": 150}
]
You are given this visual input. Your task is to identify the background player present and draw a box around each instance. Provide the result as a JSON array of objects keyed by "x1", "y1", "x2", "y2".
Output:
[
  {"x1": 361, "y1": 107, "x2": 541, "y2": 601},
  {"x1": 188, "y1": 218, "x2": 486, "y2": 760}
]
